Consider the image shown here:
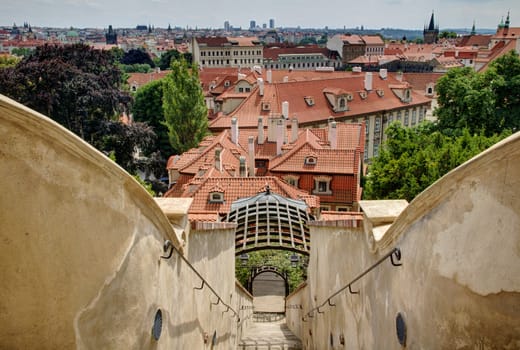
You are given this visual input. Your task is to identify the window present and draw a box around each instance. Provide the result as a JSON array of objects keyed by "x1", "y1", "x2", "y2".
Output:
[
  {"x1": 375, "y1": 117, "x2": 381, "y2": 133},
  {"x1": 339, "y1": 98, "x2": 346, "y2": 109},
  {"x1": 404, "y1": 89, "x2": 411, "y2": 101},
  {"x1": 404, "y1": 110, "x2": 409, "y2": 125},
  {"x1": 313, "y1": 176, "x2": 332, "y2": 195},
  {"x1": 373, "y1": 143, "x2": 379, "y2": 157},
  {"x1": 365, "y1": 118, "x2": 370, "y2": 135},
  {"x1": 255, "y1": 160, "x2": 267, "y2": 168},
  {"x1": 412, "y1": 109, "x2": 417, "y2": 126},
  {"x1": 284, "y1": 175, "x2": 300, "y2": 188},
  {"x1": 419, "y1": 108, "x2": 425, "y2": 122},
  {"x1": 336, "y1": 206, "x2": 350, "y2": 212},
  {"x1": 305, "y1": 156, "x2": 317, "y2": 165},
  {"x1": 320, "y1": 205, "x2": 331, "y2": 212},
  {"x1": 397, "y1": 110, "x2": 402, "y2": 122},
  {"x1": 209, "y1": 192, "x2": 224, "y2": 203}
]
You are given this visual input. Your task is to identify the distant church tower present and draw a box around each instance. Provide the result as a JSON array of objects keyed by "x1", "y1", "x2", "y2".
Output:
[
  {"x1": 105, "y1": 25, "x2": 117, "y2": 45},
  {"x1": 423, "y1": 12, "x2": 439, "y2": 44}
]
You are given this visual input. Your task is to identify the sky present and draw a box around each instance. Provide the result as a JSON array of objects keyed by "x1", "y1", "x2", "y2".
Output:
[{"x1": 0, "y1": 0, "x2": 518, "y2": 30}]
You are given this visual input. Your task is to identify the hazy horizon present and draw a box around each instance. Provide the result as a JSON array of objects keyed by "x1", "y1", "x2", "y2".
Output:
[{"x1": 1, "y1": 0, "x2": 518, "y2": 31}]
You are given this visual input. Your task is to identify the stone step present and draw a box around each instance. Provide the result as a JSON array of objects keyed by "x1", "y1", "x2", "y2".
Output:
[{"x1": 239, "y1": 319, "x2": 302, "y2": 350}]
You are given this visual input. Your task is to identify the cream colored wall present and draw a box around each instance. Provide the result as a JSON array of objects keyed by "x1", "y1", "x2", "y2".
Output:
[
  {"x1": 287, "y1": 131, "x2": 520, "y2": 349},
  {"x1": 0, "y1": 95, "x2": 252, "y2": 349}
]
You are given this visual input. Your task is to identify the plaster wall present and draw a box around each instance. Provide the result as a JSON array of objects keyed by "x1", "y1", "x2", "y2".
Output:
[
  {"x1": 287, "y1": 131, "x2": 520, "y2": 349},
  {"x1": 0, "y1": 95, "x2": 253, "y2": 349}
]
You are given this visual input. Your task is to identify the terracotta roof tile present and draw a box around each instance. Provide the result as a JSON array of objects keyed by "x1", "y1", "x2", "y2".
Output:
[
  {"x1": 170, "y1": 176, "x2": 319, "y2": 214},
  {"x1": 209, "y1": 73, "x2": 431, "y2": 130}
]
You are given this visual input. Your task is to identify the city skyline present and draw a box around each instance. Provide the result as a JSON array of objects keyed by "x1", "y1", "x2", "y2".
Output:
[{"x1": 1, "y1": 0, "x2": 518, "y2": 30}]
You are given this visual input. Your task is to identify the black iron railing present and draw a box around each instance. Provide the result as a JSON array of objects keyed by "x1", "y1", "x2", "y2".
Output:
[
  {"x1": 161, "y1": 240, "x2": 243, "y2": 322},
  {"x1": 301, "y1": 247, "x2": 402, "y2": 321}
]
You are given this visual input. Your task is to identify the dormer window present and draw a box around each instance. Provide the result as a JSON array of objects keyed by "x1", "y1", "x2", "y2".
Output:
[
  {"x1": 359, "y1": 91, "x2": 367, "y2": 99},
  {"x1": 404, "y1": 89, "x2": 411, "y2": 101},
  {"x1": 262, "y1": 102, "x2": 271, "y2": 111},
  {"x1": 224, "y1": 80, "x2": 230, "y2": 87},
  {"x1": 305, "y1": 156, "x2": 317, "y2": 165},
  {"x1": 209, "y1": 192, "x2": 224, "y2": 203},
  {"x1": 304, "y1": 96, "x2": 315, "y2": 106},
  {"x1": 376, "y1": 89, "x2": 384, "y2": 97},
  {"x1": 339, "y1": 98, "x2": 346, "y2": 109},
  {"x1": 346, "y1": 94, "x2": 354, "y2": 101}
]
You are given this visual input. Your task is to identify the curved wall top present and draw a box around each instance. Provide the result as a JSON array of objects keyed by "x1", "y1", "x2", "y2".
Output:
[
  {"x1": 0, "y1": 94, "x2": 182, "y2": 348},
  {"x1": 373, "y1": 130, "x2": 520, "y2": 254}
]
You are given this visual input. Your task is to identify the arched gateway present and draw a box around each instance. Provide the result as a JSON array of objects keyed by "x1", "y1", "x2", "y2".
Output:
[{"x1": 226, "y1": 186, "x2": 314, "y2": 255}]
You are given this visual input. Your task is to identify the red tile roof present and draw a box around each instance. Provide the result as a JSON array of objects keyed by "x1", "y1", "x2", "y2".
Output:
[
  {"x1": 209, "y1": 73, "x2": 432, "y2": 130},
  {"x1": 195, "y1": 36, "x2": 261, "y2": 47},
  {"x1": 457, "y1": 35, "x2": 492, "y2": 48},
  {"x1": 263, "y1": 46, "x2": 334, "y2": 61},
  {"x1": 127, "y1": 70, "x2": 170, "y2": 87},
  {"x1": 173, "y1": 176, "x2": 319, "y2": 214}
]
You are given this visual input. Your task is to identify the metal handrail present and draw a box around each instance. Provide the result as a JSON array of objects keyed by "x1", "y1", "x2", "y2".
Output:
[
  {"x1": 161, "y1": 240, "x2": 241, "y2": 322},
  {"x1": 301, "y1": 247, "x2": 402, "y2": 322}
]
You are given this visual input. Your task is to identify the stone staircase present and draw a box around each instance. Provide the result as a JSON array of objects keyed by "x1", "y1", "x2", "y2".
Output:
[{"x1": 238, "y1": 318, "x2": 302, "y2": 350}]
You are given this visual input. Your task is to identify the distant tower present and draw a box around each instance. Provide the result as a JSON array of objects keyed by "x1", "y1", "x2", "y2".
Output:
[
  {"x1": 269, "y1": 18, "x2": 275, "y2": 29},
  {"x1": 250, "y1": 20, "x2": 256, "y2": 30},
  {"x1": 423, "y1": 11, "x2": 439, "y2": 44},
  {"x1": 471, "y1": 20, "x2": 476, "y2": 35},
  {"x1": 224, "y1": 20, "x2": 230, "y2": 31},
  {"x1": 105, "y1": 25, "x2": 117, "y2": 45}
]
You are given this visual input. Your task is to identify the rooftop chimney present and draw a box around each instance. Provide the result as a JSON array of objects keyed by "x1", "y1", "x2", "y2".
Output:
[
  {"x1": 379, "y1": 68, "x2": 388, "y2": 80},
  {"x1": 267, "y1": 69, "x2": 272, "y2": 84},
  {"x1": 276, "y1": 119, "x2": 284, "y2": 156},
  {"x1": 248, "y1": 136, "x2": 255, "y2": 177},
  {"x1": 231, "y1": 117, "x2": 239, "y2": 144},
  {"x1": 215, "y1": 148, "x2": 222, "y2": 171},
  {"x1": 364, "y1": 72, "x2": 373, "y2": 91},
  {"x1": 396, "y1": 71, "x2": 403, "y2": 82},
  {"x1": 329, "y1": 121, "x2": 338, "y2": 149},
  {"x1": 258, "y1": 78, "x2": 264, "y2": 96},
  {"x1": 291, "y1": 118, "x2": 298, "y2": 143},
  {"x1": 239, "y1": 156, "x2": 247, "y2": 177},
  {"x1": 282, "y1": 101, "x2": 289, "y2": 119},
  {"x1": 258, "y1": 117, "x2": 264, "y2": 144},
  {"x1": 283, "y1": 76, "x2": 289, "y2": 83}
]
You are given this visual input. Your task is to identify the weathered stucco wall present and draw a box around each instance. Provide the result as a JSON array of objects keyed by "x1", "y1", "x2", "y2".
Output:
[
  {"x1": 287, "y1": 131, "x2": 520, "y2": 349},
  {"x1": 0, "y1": 95, "x2": 252, "y2": 349}
]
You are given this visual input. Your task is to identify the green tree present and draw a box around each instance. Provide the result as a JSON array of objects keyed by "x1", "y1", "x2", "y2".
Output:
[
  {"x1": 235, "y1": 250, "x2": 306, "y2": 294},
  {"x1": 11, "y1": 47, "x2": 33, "y2": 57},
  {"x1": 0, "y1": 44, "x2": 158, "y2": 174},
  {"x1": 119, "y1": 63, "x2": 152, "y2": 73},
  {"x1": 121, "y1": 48, "x2": 155, "y2": 68},
  {"x1": 158, "y1": 49, "x2": 181, "y2": 70},
  {"x1": 435, "y1": 51, "x2": 520, "y2": 135},
  {"x1": 488, "y1": 50, "x2": 520, "y2": 132},
  {"x1": 0, "y1": 55, "x2": 20, "y2": 68},
  {"x1": 132, "y1": 79, "x2": 174, "y2": 157},
  {"x1": 162, "y1": 59, "x2": 208, "y2": 154},
  {"x1": 364, "y1": 122, "x2": 508, "y2": 201}
]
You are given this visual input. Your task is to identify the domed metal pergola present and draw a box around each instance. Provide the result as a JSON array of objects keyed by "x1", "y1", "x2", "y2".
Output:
[{"x1": 226, "y1": 186, "x2": 313, "y2": 255}]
